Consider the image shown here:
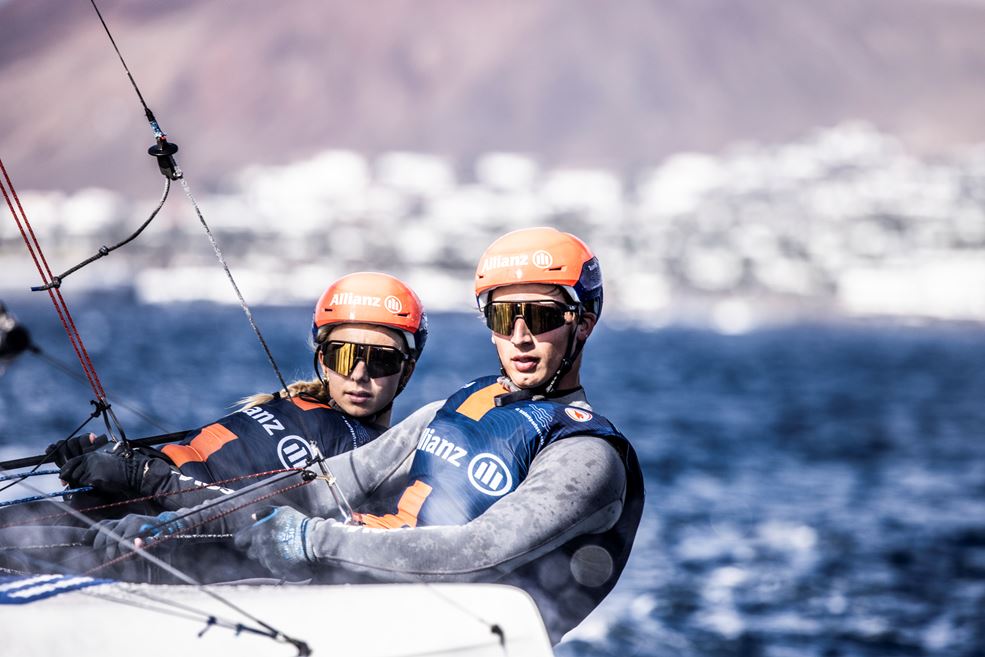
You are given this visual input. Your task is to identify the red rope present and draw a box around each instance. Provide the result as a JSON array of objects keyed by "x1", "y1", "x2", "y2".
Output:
[
  {"x1": 0, "y1": 156, "x2": 107, "y2": 400},
  {"x1": 84, "y1": 475, "x2": 314, "y2": 575}
]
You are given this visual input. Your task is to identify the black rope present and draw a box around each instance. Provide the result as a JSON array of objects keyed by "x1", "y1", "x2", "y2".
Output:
[
  {"x1": 29, "y1": 344, "x2": 171, "y2": 433},
  {"x1": 0, "y1": 406, "x2": 101, "y2": 494},
  {"x1": 32, "y1": 179, "x2": 170, "y2": 291},
  {"x1": 88, "y1": 0, "x2": 154, "y2": 122}
]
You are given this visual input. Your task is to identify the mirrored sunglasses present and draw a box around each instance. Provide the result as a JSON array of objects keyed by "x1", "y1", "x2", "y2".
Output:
[
  {"x1": 321, "y1": 341, "x2": 408, "y2": 378},
  {"x1": 483, "y1": 301, "x2": 578, "y2": 336}
]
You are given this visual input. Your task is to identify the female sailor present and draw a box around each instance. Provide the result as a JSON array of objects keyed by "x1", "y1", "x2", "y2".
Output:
[{"x1": 48, "y1": 271, "x2": 427, "y2": 514}]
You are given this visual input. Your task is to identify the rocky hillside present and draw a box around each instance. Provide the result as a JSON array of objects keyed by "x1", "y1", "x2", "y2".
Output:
[{"x1": 2, "y1": 0, "x2": 985, "y2": 191}]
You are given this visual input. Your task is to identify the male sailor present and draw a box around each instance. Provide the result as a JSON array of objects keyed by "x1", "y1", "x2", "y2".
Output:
[{"x1": 229, "y1": 226, "x2": 646, "y2": 642}]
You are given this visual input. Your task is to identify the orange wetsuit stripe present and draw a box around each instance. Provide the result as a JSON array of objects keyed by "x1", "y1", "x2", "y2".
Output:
[
  {"x1": 455, "y1": 382, "x2": 504, "y2": 421},
  {"x1": 290, "y1": 396, "x2": 332, "y2": 411},
  {"x1": 359, "y1": 480, "x2": 434, "y2": 529},
  {"x1": 162, "y1": 423, "x2": 238, "y2": 468}
]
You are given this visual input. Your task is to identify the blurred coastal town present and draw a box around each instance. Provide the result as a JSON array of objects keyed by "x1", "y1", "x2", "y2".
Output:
[{"x1": 3, "y1": 122, "x2": 985, "y2": 330}]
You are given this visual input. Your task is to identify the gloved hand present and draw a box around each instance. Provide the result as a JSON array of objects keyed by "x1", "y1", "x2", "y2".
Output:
[
  {"x1": 45, "y1": 433, "x2": 108, "y2": 467},
  {"x1": 59, "y1": 442, "x2": 172, "y2": 496},
  {"x1": 234, "y1": 505, "x2": 314, "y2": 579},
  {"x1": 86, "y1": 511, "x2": 187, "y2": 561}
]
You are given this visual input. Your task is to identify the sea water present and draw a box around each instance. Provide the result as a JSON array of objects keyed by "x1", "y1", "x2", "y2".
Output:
[{"x1": 1, "y1": 291, "x2": 983, "y2": 657}]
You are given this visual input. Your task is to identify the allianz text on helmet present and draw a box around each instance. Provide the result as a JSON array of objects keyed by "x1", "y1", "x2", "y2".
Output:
[
  {"x1": 312, "y1": 272, "x2": 428, "y2": 360},
  {"x1": 474, "y1": 227, "x2": 603, "y2": 318}
]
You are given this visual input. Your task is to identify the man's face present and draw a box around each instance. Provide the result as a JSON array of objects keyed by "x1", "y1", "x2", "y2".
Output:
[{"x1": 488, "y1": 284, "x2": 581, "y2": 389}]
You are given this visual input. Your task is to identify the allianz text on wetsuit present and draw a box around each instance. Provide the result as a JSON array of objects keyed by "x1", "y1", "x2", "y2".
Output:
[{"x1": 231, "y1": 228, "x2": 646, "y2": 643}]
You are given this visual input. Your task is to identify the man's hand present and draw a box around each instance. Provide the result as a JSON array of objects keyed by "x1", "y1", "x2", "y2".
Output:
[{"x1": 234, "y1": 505, "x2": 314, "y2": 579}]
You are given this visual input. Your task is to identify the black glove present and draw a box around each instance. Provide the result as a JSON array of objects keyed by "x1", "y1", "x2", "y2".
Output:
[
  {"x1": 59, "y1": 443, "x2": 168, "y2": 496},
  {"x1": 86, "y1": 511, "x2": 187, "y2": 562},
  {"x1": 45, "y1": 433, "x2": 109, "y2": 467}
]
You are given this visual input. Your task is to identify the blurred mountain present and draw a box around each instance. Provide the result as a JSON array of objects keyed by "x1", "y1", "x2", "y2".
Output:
[{"x1": 2, "y1": 0, "x2": 985, "y2": 192}]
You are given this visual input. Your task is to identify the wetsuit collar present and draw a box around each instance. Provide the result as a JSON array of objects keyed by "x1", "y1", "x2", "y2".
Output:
[{"x1": 494, "y1": 376, "x2": 587, "y2": 407}]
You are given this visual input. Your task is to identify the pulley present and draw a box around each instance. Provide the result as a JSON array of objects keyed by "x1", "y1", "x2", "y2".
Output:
[{"x1": 148, "y1": 137, "x2": 181, "y2": 180}]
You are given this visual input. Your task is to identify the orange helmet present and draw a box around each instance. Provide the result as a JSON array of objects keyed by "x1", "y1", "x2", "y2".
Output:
[
  {"x1": 474, "y1": 227, "x2": 603, "y2": 317},
  {"x1": 312, "y1": 272, "x2": 427, "y2": 360}
]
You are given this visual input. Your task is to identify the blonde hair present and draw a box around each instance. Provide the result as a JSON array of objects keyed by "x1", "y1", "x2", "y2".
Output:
[
  {"x1": 237, "y1": 378, "x2": 331, "y2": 411},
  {"x1": 236, "y1": 325, "x2": 335, "y2": 410}
]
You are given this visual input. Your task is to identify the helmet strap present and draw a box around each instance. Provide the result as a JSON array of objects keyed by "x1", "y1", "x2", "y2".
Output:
[
  {"x1": 394, "y1": 359, "x2": 415, "y2": 397},
  {"x1": 543, "y1": 320, "x2": 583, "y2": 395},
  {"x1": 313, "y1": 348, "x2": 328, "y2": 390}
]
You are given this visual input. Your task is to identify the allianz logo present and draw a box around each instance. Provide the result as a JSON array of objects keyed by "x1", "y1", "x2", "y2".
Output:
[
  {"x1": 467, "y1": 453, "x2": 513, "y2": 497},
  {"x1": 481, "y1": 254, "x2": 527, "y2": 272},
  {"x1": 277, "y1": 435, "x2": 315, "y2": 469},
  {"x1": 417, "y1": 428, "x2": 467, "y2": 466},
  {"x1": 240, "y1": 405, "x2": 286, "y2": 437},
  {"x1": 383, "y1": 295, "x2": 403, "y2": 314},
  {"x1": 330, "y1": 292, "x2": 382, "y2": 307},
  {"x1": 481, "y1": 250, "x2": 553, "y2": 273}
]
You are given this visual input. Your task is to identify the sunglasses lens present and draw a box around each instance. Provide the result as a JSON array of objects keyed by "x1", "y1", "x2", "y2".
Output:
[
  {"x1": 484, "y1": 302, "x2": 571, "y2": 336},
  {"x1": 526, "y1": 304, "x2": 568, "y2": 334},
  {"x1": 485, "y1": 303, "x2": 518, "y2": 335},
  {"x1": 322, "y1": 342, "x2": 406, "y2": 378},
  {"x1": 364, "y1": 348, "x2": 406, "y2": 377},
  {"x1": 323, "y1": 342, "x2": 358, "y2": 377}
]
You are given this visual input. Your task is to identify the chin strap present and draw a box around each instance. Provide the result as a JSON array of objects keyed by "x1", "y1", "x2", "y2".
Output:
[{"x1": 543, "y1": 321, "x2": 584, "y2": 394}]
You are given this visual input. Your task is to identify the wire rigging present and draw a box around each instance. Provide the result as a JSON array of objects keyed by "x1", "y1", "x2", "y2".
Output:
[
  {"x1": 0, "y1": 467, "x2": 304, "y2": 526},
  {"x1": 86, "y1": 0, "x2": 292, "y2": 397},
  {"x1": 0, "y1": 2, "x2": 389, "y2": 651},
  {"x1": 1, "y1": 469, "x2": 313, "y2": 655},
  {"x1": 175, "y1": 176, "x2": 293, "y2": 397}
]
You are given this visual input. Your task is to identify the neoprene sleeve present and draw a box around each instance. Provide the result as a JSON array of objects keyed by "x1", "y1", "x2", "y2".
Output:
[
  {"x1": 172, "y1": 402, "x2": 443, "y2": 534},
  {"x1": 302, "y1": 435, "x2": 627, "y2": 579}
]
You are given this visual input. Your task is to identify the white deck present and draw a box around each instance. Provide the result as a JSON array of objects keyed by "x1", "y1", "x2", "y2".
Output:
[{"x1": 2, "y1": 581, "x2": 555, "y2": 656}]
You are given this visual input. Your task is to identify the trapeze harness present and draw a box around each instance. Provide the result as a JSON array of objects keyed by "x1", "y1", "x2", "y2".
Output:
[{"x1": 358, "y1": 375, "x2": 645, "y2": 639}]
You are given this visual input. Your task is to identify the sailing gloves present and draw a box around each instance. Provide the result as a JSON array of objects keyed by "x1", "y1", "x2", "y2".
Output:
[
  {"x1": 59, "y1": 442, "x2": 174, "y2": 498},
  {"x1": 87, "y1": 511, "x2": 187, "y2": 561},
  {"x1": 234, "y1": 505, "x2": 316, "y2": 580},
  {"x1": 45, "y1": 432, "x2": 109, "y2": 467}
]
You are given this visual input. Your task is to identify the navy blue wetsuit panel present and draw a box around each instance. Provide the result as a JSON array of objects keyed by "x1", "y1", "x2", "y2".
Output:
[
  {"x1": 162, "y1": 396, "x2": 381, "y2": 486},
  {"x1": 361, "y1": 376, "x2": 625, "y2": 528}
]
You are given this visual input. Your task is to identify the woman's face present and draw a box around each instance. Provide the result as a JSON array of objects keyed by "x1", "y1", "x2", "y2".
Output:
[{"x1": 322, "y1": 324, "x2": 408, "y2": 419}]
